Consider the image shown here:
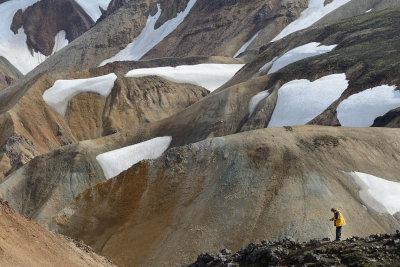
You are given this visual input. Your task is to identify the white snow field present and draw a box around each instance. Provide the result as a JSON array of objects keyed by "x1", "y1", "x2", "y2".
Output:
[
  {"x1": 0, "y1": 1, "x2": 72, "y2": 74},
  {"x1": 96, "y1": 136, "x2": 173, "y2": 179},
  {"x1": 267, "y1": 42, "x2": 336, "y2": 74},
  {"x1": 271, "y1": 0, "x2": 351, "y2": 42},
  {"x1": 248, "y1": 91, "x2": 270, "y2": 117},
  {"x1": 74, "y1": 0, "x2": 112, "y2": 22},
  {"x1": 337, "y1": 85, "x2": 399, "y2": 127},
  {"x1": 348, "y1": 172, "x2": 400, "y2": 215},
  {"x1": 100, "y1": 0, "x2": 197, "y2": 66},
  {"x1": 42, "y1": 73, "x2": 117, "y2": 116},
  {"x1": 234, "y1": 30, "x2": 260, "y2": 58},
  {"x1": 268, "y1": 74, "x2": 348, "y2": 126},
  {"x1": 125, "y1": 64, "x2": 244, "y2": 92}
]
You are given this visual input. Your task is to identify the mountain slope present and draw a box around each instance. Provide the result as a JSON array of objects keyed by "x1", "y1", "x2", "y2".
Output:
[
  {"x1": 0, "y1": 0, "x2": 400, "y2": 266},
  {"x1": 0, "y1": 198, "x2": 113, "y2": 266},
  {"x1": 55, "y1": 126, "x2": 400, "y2": 266},
  {"x1": 0, "y1": 54, "x2": 245, "y2": 180},
  {"x1": 2, "y1": 5, "x2": 400, "y2": 230}
]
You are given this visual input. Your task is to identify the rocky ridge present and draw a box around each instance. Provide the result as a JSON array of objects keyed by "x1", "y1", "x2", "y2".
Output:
[{"x1": 189, "y1": 231, "x2": 400, "y2": 266}]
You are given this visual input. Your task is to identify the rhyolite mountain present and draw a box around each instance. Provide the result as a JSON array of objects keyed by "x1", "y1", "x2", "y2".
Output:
[{"x1": 1, "y1": 0, "x2": 400, "y2": 266}]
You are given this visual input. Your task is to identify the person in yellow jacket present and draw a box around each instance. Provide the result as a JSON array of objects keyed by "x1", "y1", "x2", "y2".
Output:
[{"x1": 330, "y1": 208, "x2": 346, "y2": 241}]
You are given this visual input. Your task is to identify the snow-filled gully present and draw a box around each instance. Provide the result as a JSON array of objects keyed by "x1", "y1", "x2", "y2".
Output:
[
  {"x1": 268, "y1": 74, "x2": 349, "y2": 126},
  {"x1": 125, "y1": 63, "x2": 244, "y2": 92},
  {"x1": 337, "y1": 85, "x2": 400, "y2": 127},
  {"x1": 100, "y1": 0, "x2": 197, "y2": 66},
  {"x1": 347, "y1": 172, "x2": 400, "y2": 216},
  {"x1": 271, "y1": 0, "x2": 351, "y2": 42},
  {"x1": 42, "y1": 73, "x2": 117, "y2": 116},
  {"x1": 96, "y1": 136, "x2": 172, "y2": 179}
]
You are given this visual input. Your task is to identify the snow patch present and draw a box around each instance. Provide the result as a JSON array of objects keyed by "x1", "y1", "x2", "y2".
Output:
[
  {"x1": 96, "y1": 136, "x2": 172, "y2": 179},
  {"x1": 125, "y1": 64, "x2": 244, "y2": 92},
  {"x1": 100, "y1": 0, "x2": 197, "y2": 66},
  {"x1": 259, "y1": 57, "x2": 278, "y2": 72},
  {"x1": 337, "y1": 85, "x2": 399, "y2": 127},
  {"x1": 234, "y1": 30, "x2": 260, "y2": 58},
  {"x1": 348, "y1": 172, "x2": 400, "y2": 215},
  {"x1": 74, "y1": 0, "x2": 112, "y2": 22},
  {"x1": 51, "y1": 30, "x2": 69, "y2": 54},
  {"x1": 248, "y1": 91, "x2": 270, "y2": 118},
  {"x1": 271, "y1": 0, "x2": 351, "y2": 42},
  {"x1": 267, "y1": 42, "x2": 336, "y2": 74},
  {"x1": 42, "y1": 73, "x2": 117, "y2": 116},
  {"x1": 268, "y1": 74, "x2": 348, "y2": 126}
]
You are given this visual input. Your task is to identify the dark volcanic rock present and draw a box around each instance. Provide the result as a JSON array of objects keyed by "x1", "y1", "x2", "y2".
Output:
[
  {"x1": 372, "y1": 107, "x2": 400, "y2": 128},
  {"x1": 10, "y1": 0, "x2": 94, "y2": 56},
  {"x1": 188, "y1": 232, "x2": 400, "y2": 266}
]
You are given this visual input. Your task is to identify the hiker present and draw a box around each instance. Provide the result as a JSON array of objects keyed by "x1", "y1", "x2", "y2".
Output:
[{"x1": 330, "y1": 208, "x2": 346, "y2": 241}]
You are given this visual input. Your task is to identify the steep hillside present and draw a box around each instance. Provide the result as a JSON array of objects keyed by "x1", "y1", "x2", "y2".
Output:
[
  {"x1": 16, "y1": 0, "x2": 308, "y2": 78},
  {"x1": 55, "y1": 126, "x2": 400, "y2": 266},
  {"x1": 0, "y1": 56, "x2": 22, "y2": 90},
  {"x1": 0, "y1": 198, "x2": 113, "y2": 266},
  {"x1": 223, "y1": 7, "x2": 400, "y2": 128},
  {"x1": 316, "y1": 0, "x2": 400, "y2": 25},
  {"x1": 0, "y1": 56, "x2": 242, "y2": 179},
  {"x1": 1, "y1": 2, "x2": 400, "y2": 231}
]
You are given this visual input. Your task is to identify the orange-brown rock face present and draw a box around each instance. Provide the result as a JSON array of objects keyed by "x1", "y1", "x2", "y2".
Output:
[{"x1": 56, "y1": 126, "x2": 400, "y2": 266}]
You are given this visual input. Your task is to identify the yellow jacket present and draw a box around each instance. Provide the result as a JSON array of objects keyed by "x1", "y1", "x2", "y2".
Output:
[{"x1": 333, "y1": 209, "x2": 346, "y2": 227}]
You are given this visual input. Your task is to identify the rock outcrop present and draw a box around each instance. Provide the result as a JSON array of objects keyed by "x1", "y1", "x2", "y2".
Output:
[
  {"x1": 189, "y1": 232, "x2": 400, "y2": 266},
  {"x1": 372, "y1": 107, "x2": 400, "y2": 128}
]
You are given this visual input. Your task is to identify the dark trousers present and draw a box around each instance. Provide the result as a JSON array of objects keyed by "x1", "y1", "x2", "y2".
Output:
[{"x1": 336, "y1": 226, "x2": 342, "y2": 241}]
